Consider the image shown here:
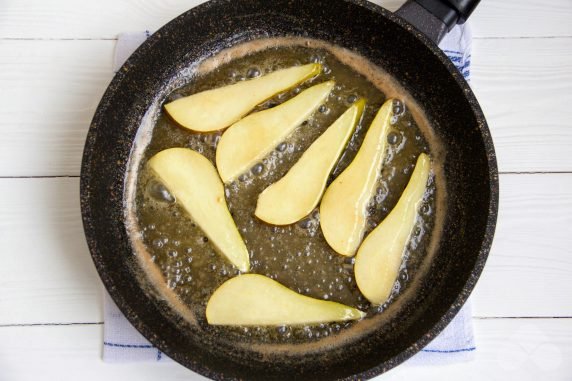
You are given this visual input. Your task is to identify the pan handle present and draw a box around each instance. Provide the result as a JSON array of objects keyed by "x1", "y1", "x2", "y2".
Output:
[{"x1": 395, "y1": 0, "x2": 480, "y2": 44}]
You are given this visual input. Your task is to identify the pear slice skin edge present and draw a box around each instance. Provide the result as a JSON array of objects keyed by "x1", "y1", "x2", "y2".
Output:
[
  {"x1": 206, "y1": 274, "x2": 365, "y2": 326},
  {"x1": 354, "y1": 153, "x2": 431, "y2": 305},
  {"x1": 319, "y1": 99, "x2": 394, "y2": 257},
  {"x1": 255, "y1": 99, "x2": 366, "y2": 225},
  {"x1": 147, "y1": 148, "x2": 250, "y2": 272},
  {"x1": 164, "y1": 63, "x2": 322, "y2": 132},
  {"x1": 216, "y1": 81, "x2": 335, "y2": 183}
]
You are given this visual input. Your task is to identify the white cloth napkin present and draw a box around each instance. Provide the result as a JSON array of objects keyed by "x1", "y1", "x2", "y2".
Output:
[{"x1": 104, "y1": 23, "x2": 475, "y2": 365}]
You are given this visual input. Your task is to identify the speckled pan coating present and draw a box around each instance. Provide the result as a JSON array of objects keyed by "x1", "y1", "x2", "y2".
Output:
[{"x1": 80, "y1": 0, "x2": 498, "y2": 379}]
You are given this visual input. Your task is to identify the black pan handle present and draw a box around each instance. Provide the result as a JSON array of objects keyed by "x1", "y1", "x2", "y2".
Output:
[{"x1": 396, "y1": 0, "x2": 480, "y2": 44}]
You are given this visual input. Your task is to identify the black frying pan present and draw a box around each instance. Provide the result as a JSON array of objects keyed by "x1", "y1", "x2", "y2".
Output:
[{"x1": 80, "y1": 0, "x2": 498, "y2": 379}]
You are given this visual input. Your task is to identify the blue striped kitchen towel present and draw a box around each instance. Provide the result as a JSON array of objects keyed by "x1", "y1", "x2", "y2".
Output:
[{"x1": 104, "y1": 23, "x2": 475, "y2": 365}]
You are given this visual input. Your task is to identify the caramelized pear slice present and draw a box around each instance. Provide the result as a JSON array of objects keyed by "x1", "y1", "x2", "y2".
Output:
[
  {"x1": 216, "y1": 81, "x2": 335, "y2": 183},
  {"x1": 255, "y1": 99, "x2": 365, "y2": 225},
  {"x1": 206, "y1": 274, "x2": 365, "y2": 325},
  {"x1": 147, "y1": 148, "x2": 250, "y2": 272},
  {"x1": 354, "y1": 153, "x2": 431, "y2": 305},
  {"x1": 319, "y1": 99, "x2": 394, "y2": 256},
  {"x1": 164, "y1": 63, "x2": 322, "y2": 132}
]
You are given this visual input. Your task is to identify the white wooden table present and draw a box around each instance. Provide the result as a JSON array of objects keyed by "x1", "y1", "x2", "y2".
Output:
[{"x1": 1, "y1": 1, "x2": 571, "y2": 379}]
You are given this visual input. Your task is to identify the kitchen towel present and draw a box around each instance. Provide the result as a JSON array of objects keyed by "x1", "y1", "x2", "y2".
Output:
[{"x1": 103, "y1": 22, "x2": 475, "y2": 365}]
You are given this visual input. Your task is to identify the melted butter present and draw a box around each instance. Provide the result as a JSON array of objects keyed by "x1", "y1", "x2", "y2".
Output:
[{"x1": 127, "y1": 42, "x2": 443, "y2": 347}]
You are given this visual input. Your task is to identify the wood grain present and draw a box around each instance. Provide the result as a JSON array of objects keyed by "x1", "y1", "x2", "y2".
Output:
[
  {"x1": 0, "y1": 0, "x2": 206, "y2": 40},
  {"x1": 1, "y1": 174, "x2": 570, "y2": 325},
  {"x1": 469, "y1": 0, "x2": 572, "y2": 38},
  {"x1": 1, "y1": 37, "x2": 571, "y2": 176},
  {"x1": 472, "y1": 173, "x2": 572, "y2": 317},
  {"x1": 1, "y1": 0, "x2": 571, "y2": 39},
  {"x1": 1, "y1": 319, "x2": 571, "y2": 380},
  {"x1": 0, "y1": 325, "x2": 207, "y2": 380},
  {"x1": 471, "y1": 38, "x2": 572, "y2": 173},
  {"x1": 0, "y1": 40, "x2": 113, "y2": 177},
  {"x1": 0, "y1": 178, "x2": 102, "y2": 325}
]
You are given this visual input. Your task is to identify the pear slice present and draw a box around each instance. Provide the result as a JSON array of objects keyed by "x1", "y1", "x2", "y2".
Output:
[
  {"x1": 216, "y1": 81, "x2": 335, "y2": 183},
  {"x1": 206, "y1": 274, "x2": 365, "y2": 325},
  {"x1": 354, "y1": 153, "x2": 431, "y2": 305},
  {"x1": 255, "y1": 99, "x2": 365, "y2": 225},
  {"x1": 147, "y1": 148, "x2": 250, "y2": 272},
  {"x1": 319, "y1": 99, "x2": 394, "y2": 256},
  {"x1": 164, "y1": 64, "x2": 322, "y2": 132}
]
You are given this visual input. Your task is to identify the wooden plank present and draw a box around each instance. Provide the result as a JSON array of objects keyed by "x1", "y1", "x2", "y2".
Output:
[
  {"x1": 0, "y1": 174, "x2": 570, "y2": 324},
  {"x1": 471, "y1": 173, "x2": 572, "y2": 317},
  {"x1": 0, "y1": 325, "x2": 207, "y2": 381},
  {"x1": 0, "y1": 0, "x2": 205, "y2": 39},
  {"x1": 0, "y1": 178, "x2": 102, "y2": 325},
  {"x1": 0, "y1": 40, "x2": 114, "y2": 177},
  {"x1": 0, "y1": 0, "x2": 571, "y2": 39},
  {"x1": 470, "y1": 0, "x2": 572, "y2": 38},
  {"x1": 1, "y1": 37, "x2": 571, "y2": 176},
  {"x1": 1, "y1": 319, "x2": 571, "y2": 380},
  {"x1": 470, "y1": 37, "x2": 572, "y2": 173}
]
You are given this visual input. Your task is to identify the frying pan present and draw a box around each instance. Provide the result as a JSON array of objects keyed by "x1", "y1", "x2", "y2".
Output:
[{"x1": 80, "y1": 0, "x2": 498, "y2": 379}]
